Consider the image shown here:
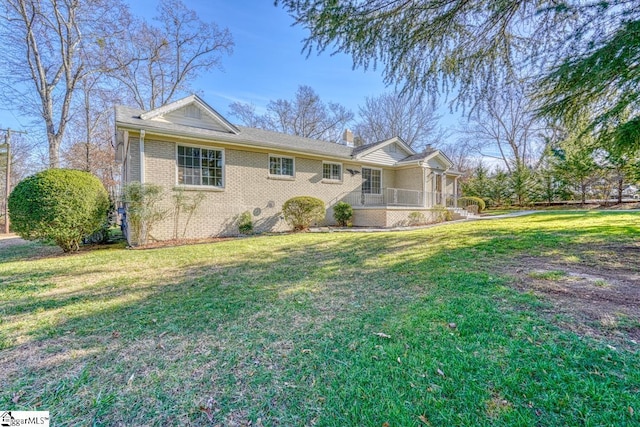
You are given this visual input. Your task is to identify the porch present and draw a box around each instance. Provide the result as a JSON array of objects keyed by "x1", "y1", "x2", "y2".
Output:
[
  {"x1": 333, "y1": 187, "x2": 478, "y2": 227},
  {"x1": 341, "y1": 187, "x2": 461, "y2": 208}
]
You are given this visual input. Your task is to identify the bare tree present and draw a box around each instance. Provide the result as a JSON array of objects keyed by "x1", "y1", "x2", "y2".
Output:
[
  {"x1": 108, "y1": 0, "x2": 233, "y2": 110},
  {"x1": 460, "y1": 83, "x2": 544, "y2": 173},
  {"x1": 226, "y1": 103, "x2": 266, "y2": 129},
  {"x1": 440, "y1": 142, "x2": 475, "y2": 174},
  {"x1": 230, "y1": 85, "x2": 354, "y2": 141},
  {"x1": 354, "y1": 92, "x2": 440, "y2": 150},
  {"x1": 61, "y1": 75, "x2": 120, "y2": 196},
  {"x1": 1, "y1": 129, "x2": 38, "y2": 227},
  {"x1": 0, "y1": 129, "x2": 36, "y2": 188},
  {"x1": 1, "y1": 0, "x2": 130, "y2": 168}
]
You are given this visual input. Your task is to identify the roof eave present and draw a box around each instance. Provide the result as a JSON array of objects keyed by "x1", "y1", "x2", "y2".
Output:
[{"x1": 115, "y1": 120, "x2": 354, "y2": 161}]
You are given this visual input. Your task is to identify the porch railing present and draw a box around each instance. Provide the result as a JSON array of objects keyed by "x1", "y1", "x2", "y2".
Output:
[
  {"x1": 339, "y1": 189, "x2": 478, "y2": 210},
  {"x1": 342, "y1": 188, "x2": 425, "y2": 207}
]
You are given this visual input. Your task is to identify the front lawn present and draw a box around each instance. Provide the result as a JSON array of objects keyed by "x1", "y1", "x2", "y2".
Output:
[{"x1": 0, "y1": 211, "x2": 638, "y2": 426}]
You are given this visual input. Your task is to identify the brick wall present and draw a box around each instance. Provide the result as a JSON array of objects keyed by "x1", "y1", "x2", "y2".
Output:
[
  {"x1": 353, "y1": 208, "x2": 438, "y2": 227},
  {"x1": 135, "y1": 136, "x2": 367, "y2": 240}
]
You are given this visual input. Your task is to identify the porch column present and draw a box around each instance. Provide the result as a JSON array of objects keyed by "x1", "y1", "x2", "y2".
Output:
[
  {"x1": 139, "y1": 130, "x2": 146, "y2": 184},
  {"x1": 454, "y1": 176, "x2": 459, "y2": 207}
]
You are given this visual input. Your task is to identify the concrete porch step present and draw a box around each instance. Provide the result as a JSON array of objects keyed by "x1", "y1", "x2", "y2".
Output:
[{"x1": 448, "y1": 207, "x2": 476, "y2": 220}]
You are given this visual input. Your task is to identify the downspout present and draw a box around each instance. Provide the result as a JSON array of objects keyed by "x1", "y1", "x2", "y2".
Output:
[
  {"x1": 139, "y1": 129, "x2": 146, "y2": 184},
  {"x1": 122, "y1": 130, "x2": 129, "y2": 186}
]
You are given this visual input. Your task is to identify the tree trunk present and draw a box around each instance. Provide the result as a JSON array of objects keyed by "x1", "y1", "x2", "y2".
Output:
[
  {"x1": 617, "y1": 177, "x2": 624, "y2": 204},
  {"x1": 48, "y1": 133, "x2": 61, "y2": 169}
]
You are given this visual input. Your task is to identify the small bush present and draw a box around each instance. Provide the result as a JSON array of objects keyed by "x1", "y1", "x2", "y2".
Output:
[
  {"x1": 172, "y1": 188, "x2": 205, "y2": 239},
  {"x1": 8, "y1": 169, "x2": 110, "y2": 252},
  {"x1": 122, "y1": 182, "x2": 167, "y2": 246},
  {"x1": 431, "y1": 205, "x2": 453, "y2": 223},
  {"x1": 238, "y1": 211, "x2": 253, "y2": 234},
  {"x1": 333, "y1": 201, "x2": 353, "y2": 226},
  {"x1": 407, "y1": 211, "x2": 427, "y2": 226},
  {"x1": 282, "y1": 196, "x2": 325, "y2": 231},
  {"x1": 459, "y1": 196, "x2": 486, "y2": 213}
]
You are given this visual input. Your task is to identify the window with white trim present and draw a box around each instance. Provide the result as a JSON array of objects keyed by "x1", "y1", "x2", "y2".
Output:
[
  {"x1": 269, "y1": 155, "x2": 294, "y2": 177},
  {"x1": 322, "y1": 162, "x2": 342, "y2": 181},
  {"x1": 362, "y1": 168, "x2": 382, "y2": 194},
  {"x1": 177, "y1": 145, "x2": 223, "y2": 187}
]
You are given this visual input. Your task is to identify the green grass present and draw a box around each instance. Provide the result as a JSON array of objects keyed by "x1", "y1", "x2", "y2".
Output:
[
  {"x1": 528, "y1": 270, "x2": 568, "y2": 280},
  {"x1": 0, "y1": 211, "x2": 638, "y2": 426}
]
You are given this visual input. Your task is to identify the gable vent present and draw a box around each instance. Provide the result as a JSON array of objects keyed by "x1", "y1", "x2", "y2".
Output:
[{"x1": 184, "y1": 105, "x2": 202, "y2": 119}]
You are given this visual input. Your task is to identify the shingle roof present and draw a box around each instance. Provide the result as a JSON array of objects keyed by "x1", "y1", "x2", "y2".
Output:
[
  {"x1": 400, "y1": 148, "x2": 437, "y2": 162},
  {"x1": 115, "y1": 105, "x2": 354, "y2": 160},
  {"x1": 115, "y1": 103, "x2": 458, "y2": 172},
  {"x1": 351, "y1": 140, "x2": 386, "y2": 155}
]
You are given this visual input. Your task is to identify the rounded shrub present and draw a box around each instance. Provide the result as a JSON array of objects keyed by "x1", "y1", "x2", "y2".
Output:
[
  {"x1": 282, "y1": 196, "x2": 325, "y2": 231},
  {"x1": 9, "y1": 169, "x2": 109, "y2": 252},
  {"x1": 333, "y1": 201, "x2": 353, "y2": 226},
  {"x1": 459, "y1": 196, "x2": 486, "y2": 213}
]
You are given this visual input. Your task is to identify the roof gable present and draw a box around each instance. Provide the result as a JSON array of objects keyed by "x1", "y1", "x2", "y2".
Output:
[
  {"x1": 397, "y1": 149, "x2": 454, "y2": 169},
  {"x1": 353, "y1": 137, "x2": 415, "y2": 159},
  {"x1": 139, "y1": 95, "x2": 239, "y2": 134}
]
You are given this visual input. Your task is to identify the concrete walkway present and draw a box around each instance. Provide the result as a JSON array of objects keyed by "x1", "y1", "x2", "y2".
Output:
[
  {"x1": 475, "y1": 210, "x2": 539, "y2": 220},
  {"x1": 310, "y1": 210, "x2": 540, "y2": 233},
  {"x1": 0, "y1": 233, "x2": 30, "y2": 248}
]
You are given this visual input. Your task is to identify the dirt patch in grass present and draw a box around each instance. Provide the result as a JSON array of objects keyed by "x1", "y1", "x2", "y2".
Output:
[{"x1": 504, "y1": 242, "x2": 640, "y2": 347}]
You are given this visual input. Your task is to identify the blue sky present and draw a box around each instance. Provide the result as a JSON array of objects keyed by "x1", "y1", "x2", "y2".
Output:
[
  {"x1": 168, "y1": 0, "x2": 392, "y2": 116},
  {"x1": 0, "y1": 0, "x2": 462, "y2": 143}
]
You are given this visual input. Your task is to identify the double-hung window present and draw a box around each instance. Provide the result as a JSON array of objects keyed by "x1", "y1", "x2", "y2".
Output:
[
  {"x1": 269, "y1": 155, "x2": 294, "y2": 177},
  {"x1": 362, "y1": 167, "x2": 382, "y2": 194},
  {"x1": 323, "y1": 162, "x2": 342, "y2": 181},
  {"x1": 177, "y1": 145, "x2": 224, "y2": 187}
]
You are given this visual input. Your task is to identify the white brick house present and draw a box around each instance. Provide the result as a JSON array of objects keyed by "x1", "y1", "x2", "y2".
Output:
[{"x1": 115, "y1": 95, "x2": 464, "y2": 242}]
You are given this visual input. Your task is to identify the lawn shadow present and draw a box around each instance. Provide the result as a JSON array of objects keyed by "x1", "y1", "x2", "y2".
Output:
[{"x1": 2, "y1": 212, "x2": 639, "y2": 425}]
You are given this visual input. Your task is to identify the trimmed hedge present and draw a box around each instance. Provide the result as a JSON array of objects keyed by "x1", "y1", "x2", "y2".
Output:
[
  {"x1": 9, "y1": 169, "x2": 109, "y2": 252},
  {"x1": 282, "y1": 196, "x2": 325, "y2": 231}
]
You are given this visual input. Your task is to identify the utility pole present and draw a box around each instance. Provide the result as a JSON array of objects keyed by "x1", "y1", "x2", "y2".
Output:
[
  {"x1": 1, "y1": 128, "x2": 27, "y2": 234},
  {"x1": 4, "y1": 131, "x2": 10, "y2": 234}
]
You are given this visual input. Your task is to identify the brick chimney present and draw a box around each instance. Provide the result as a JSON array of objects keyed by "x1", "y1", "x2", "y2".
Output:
[{"x1": 342, "y1": 129, "x2": 354, "y2": 146}]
